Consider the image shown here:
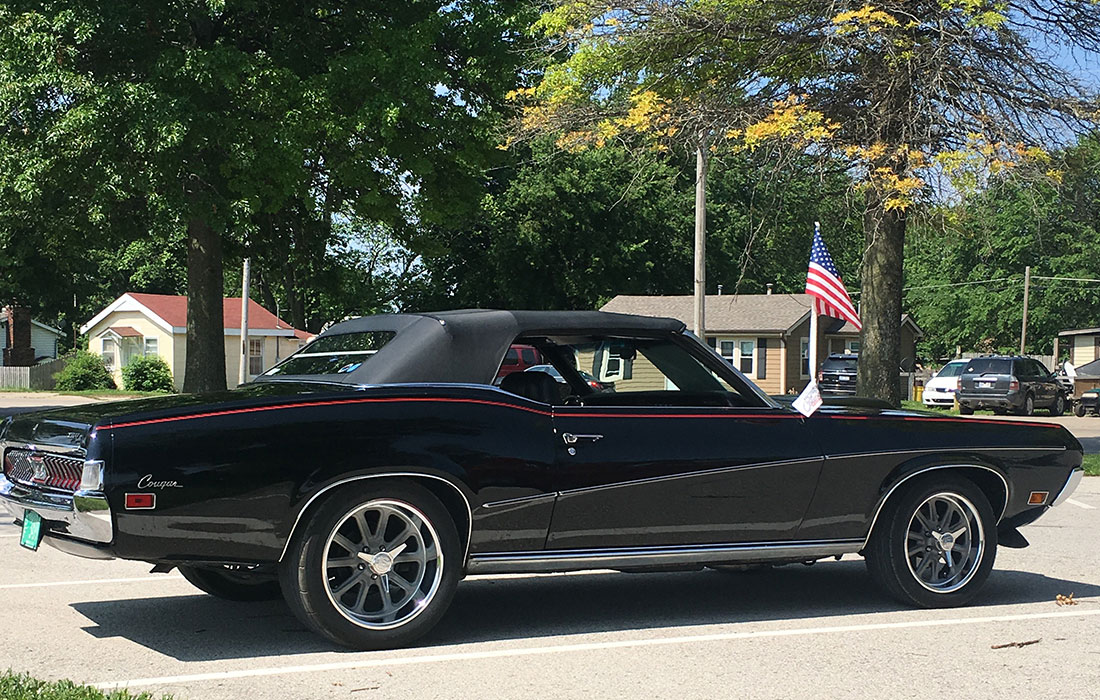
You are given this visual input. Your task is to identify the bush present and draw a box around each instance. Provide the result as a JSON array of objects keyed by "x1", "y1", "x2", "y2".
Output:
[
  {"x1": 54, "y1": 351, "x2": 116, "y2": 391},
  {"x1": 121, "y1": 355, "x2": 175, "y2": 393}
]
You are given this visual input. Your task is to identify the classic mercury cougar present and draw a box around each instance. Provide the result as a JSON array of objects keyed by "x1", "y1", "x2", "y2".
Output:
[{"x1": 0, "y1": 310, "x2": 1085, "y2": 649}]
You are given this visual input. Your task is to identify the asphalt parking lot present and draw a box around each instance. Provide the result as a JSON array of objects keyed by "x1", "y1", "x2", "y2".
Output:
[{"x1": 0, "y1": 479, "x2": 1097, "y2": 699}]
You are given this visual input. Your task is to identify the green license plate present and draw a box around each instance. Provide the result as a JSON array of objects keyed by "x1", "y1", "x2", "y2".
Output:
[{"x1": 20, "y1": 510, "x2": 42, "y2": 551}]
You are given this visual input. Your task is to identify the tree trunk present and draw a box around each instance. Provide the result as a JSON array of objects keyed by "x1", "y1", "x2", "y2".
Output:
[
  {"x1": 183, "y1": 215, "x2": 227, "y2": 393},
  {"x1": 858, "y1": 187, "x2": 906, "y2": 407}
]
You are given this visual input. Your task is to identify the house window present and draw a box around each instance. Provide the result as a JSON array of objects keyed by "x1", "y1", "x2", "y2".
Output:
[
  {"x1": 801, "y1": 340, "x2": 810, "y2": 378},
  {"x1": 846, "y1": 340, "x2": 861, "y2": 355},
  {"x1": 718, "y1": 338, "x2": 754, "y2": 376},
  {"x1": 144, "y1": 337, "x2": 158, "y2": 356},
  {"x1": 249, "y1": 338, "x2": 264, "y2": 376},
  {"x1": 102, "y1": 338, "x2": 116, "y2": 369}
]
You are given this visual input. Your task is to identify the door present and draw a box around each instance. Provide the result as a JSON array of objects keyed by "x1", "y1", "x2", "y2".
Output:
[
  {"x1": 547, "y1": 405, "x2": 824, "y2": 550},
  {"x1": 537, "y1": 333, "x2": 824, "y2": 551}
]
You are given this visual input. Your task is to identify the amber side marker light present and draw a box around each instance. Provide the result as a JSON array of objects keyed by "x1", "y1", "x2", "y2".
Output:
[
  {"x1": 1028, "y1": 491, "x2": 1049, "y2": 506},
  {"x1": 125, "y1": 493, "x2": 156, "y2": 510}
]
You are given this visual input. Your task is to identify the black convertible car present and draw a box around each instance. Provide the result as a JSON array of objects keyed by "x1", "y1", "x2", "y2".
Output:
[{"x1": 0, "y1": 310, "x2": 1085, "y2": 649}]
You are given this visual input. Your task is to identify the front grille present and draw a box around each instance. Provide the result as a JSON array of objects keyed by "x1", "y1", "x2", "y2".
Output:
[{"x1": 3, "y1": 449, "x2": 83, "y2": 492}]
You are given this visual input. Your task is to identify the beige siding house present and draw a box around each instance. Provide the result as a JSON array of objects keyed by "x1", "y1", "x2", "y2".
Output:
[
  {"x1": 601, "y1": 294, "x2": 922, "y2": 395},
  {"x1": 80, "y1": 293, "x2": 310, "y2": 390},
  {"x1": 1056, "y1": 328, "x2": 1100, "y2": 368}
]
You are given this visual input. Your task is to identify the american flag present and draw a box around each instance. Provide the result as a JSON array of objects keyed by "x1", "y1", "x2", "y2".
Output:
[{"x1": 805, "y1": 222, "x2": 862, "y2": 330}]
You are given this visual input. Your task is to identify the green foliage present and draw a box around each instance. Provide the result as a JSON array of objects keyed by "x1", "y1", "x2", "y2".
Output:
[
  {"x1": 54, "y1": 351, "x2": 116, "y2": 391},
  {"x1": 0, "y1": 671, "x2": 168, "y2": 700},
  {"x1": 121, "y1": 355, "x2": 174, "y2": 393},
  {"x1": 414, "y1": 138, "x2": 859, "y2": 310},
  {"x1": 906, "y1": 134, "x2": 1100, "y2": 359}
]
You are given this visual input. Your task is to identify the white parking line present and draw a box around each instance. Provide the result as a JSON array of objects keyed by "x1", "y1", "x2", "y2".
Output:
[
  {"x1": 94, "y1": 607, "x2": 1100, "y2": 690},
  {"x1": 0, "y1": 575, "x2": 183, "y2": 590},
  {"x1": 1066, "y1": 498, "x2": 1096, "y2": 510}
]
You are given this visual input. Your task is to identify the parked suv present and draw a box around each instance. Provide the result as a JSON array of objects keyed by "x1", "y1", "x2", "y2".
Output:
[
  {"x1": 818, "y1": 354, "x2": 858, "y2": 397},
  {"x1": 957, "y1": 356, "x2": 1066, "y2": 416}
]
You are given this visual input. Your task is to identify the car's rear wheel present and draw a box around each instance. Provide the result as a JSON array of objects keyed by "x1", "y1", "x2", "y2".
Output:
[
  {"x1": 1049, "y1": 393, "x2": 1065, "y2": 417},
  {"x1": 279, "y1": 481, "x2": 461, "y2": 649},
  {"x1": 958, "y1": 404, "x2": 973, "y2": 415},
  {"x1": 1018, "y1": 394, "x2": 1035, "y2": 416},
  {"x1": 179, "y1": 565, "x2": 282, "y2": 601},
  {"x1": 865, "y1": 475, "x2": 997, "y2": 608},
  {"x1": 1074, "y1": 402, "x2": 1087, "y2": 417}
]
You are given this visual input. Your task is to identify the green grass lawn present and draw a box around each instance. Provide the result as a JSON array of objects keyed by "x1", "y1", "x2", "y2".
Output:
[
  {"x1": 0, "y1": 671, "x2": 170, "y2": 700},
  {"x1": 1082, "y1": 453, "x2": 1100, "y2": 476},
  {"x1": 0, "y1": 388, "x2": 165, "y2": 398}
]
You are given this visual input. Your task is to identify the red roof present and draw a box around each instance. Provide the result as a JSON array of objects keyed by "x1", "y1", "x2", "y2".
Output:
[
  {"x1": 108, "y1": 326, "x2": 143, "y2": 337},
  {"x1": 128, "y1": 293, "x2": 301, "y2": 333}
]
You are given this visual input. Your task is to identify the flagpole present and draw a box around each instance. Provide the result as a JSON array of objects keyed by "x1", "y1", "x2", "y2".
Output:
[{"x1": 808, "y1": 221, "x2": 821, "y2": 384}]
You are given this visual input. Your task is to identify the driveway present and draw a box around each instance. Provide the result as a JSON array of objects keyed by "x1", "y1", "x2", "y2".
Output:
[{"x1": 961, "y1": 412, "x2": 1100, "y2": 453}]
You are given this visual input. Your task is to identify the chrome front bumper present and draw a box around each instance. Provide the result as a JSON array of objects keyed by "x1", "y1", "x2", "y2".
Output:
[
  {"x1": 1052, "y1": 468, "x2": 1085, "y2": 508},
  {"x1": 0, "y1": 472, "x2": 113, "y2": 548}
]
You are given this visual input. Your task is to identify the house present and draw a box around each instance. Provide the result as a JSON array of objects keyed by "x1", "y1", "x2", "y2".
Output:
[
  {"x1": 600, "y1": 293, "x2": 923, "y2": 395},
  {"x1": 1055, "y1": 327, "x2": 1100, "y2": 368},
  {"x1": 1, "y1": 307, "x2": 64, "y2": 365},
  {"x1": 80, "y1": 293, "x2": 310, "y2": 390}
]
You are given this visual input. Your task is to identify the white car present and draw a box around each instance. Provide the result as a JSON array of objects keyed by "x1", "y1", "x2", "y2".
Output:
[{"x1": 922, "y1": 359, "x2": 968, "y2": 408}]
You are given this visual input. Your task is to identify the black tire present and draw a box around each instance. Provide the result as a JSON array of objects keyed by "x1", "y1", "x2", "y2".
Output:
[
  {"x1": 279, "y1": 480, "x2": 461, "y2": 650},
  {"x1": 1074, "y1": 402, "x2": 1087, "y2": 417},
  {"x1": 992, "y1": 408, "x2": 1007, "y2": 415},
  {"x1": 1019, "y1": 394, "x2": 1035, "y2": 416},
  {"x1": 1049, "y1": 393, "x2": 1065, "y2": 417},
  {"x1": 958, "y1": 404, "x2": 974, "y2": 415},
  {"x1": 178, "y1": 565, "x2": 283, "y2": 601},
  {"x1": 865, "y1": 474, "x2": 997, "y2": 608}
]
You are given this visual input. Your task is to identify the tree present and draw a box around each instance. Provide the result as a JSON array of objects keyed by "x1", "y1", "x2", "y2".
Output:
[
  {"x1": 1, "y1": 0, "x2": 529, "y2": 391},
  {"x1": 512, "y1": 0, "x2": 1100, "y2": 405},
  {"x1": 413, "y1": 137, "x2": 860, "y2": 310},
  {"x1": 906, "y1": 133, "x2": 1100, "y2": 358}
]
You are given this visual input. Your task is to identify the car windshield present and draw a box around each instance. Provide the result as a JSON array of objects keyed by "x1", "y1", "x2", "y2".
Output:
[
  {"x1": 822, "y1": 357, "x2": 857, "y2": 372},
  {"x1": 263, "y1": 331, "x2": 395, "y2": 377},
  {"x1": 936, "y1": 362, "x2": 966, "y2": 378},
  {"x1": 963, "y1": 358, "x2": 1012, "y2": 375}
]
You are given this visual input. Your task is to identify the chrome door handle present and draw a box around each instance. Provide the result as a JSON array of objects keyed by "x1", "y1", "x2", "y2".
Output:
[{"x1": 562, "y1": 432, "x2": 603, "y2": 445}]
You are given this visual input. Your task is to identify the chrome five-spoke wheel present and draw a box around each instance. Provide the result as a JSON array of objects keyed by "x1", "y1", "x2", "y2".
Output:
[
  {"x1": 323, "y1": 500, "x2": 443, "y2": 629},
  {"x1": 905, "y1": 493, "x2": 984, "y2": 594},
  {"x1": 865, "y1": 474, "x2": 997, "y2": 608},
  {"x1": 280, "y1": 480, "x2": 461, "y2": 649}
]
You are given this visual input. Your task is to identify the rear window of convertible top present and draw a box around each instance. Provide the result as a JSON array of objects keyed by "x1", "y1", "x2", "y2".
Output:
[{"x1": 263, "y1": 331, "x2": 395, "y2": 376}]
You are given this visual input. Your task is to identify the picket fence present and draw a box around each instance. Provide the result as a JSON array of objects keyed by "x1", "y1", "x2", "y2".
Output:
[{"x1": 0, "y1": 358, "x2": 68, "y2": 390}]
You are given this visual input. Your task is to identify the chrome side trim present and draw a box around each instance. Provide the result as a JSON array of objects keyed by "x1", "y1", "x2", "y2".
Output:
[
  {"x1": 480, "y1": 492, "x2": 557, "y2": 510},
  {"x1": 466, "y1": 539, "x2": 862, "y2": 574},
  {"x1": 861, "y1": 464, "x2": 1010, "y2": 550},
  {"x1": 278, "y1": 472, "x2": 474, "y2": 565},
  {"x1": 824, "y1": 446, "x2": 1066, "y2": 461},
  {"x1": 556, "y1": 456, "x2": 823, "y2": 498},
  {"x1": 1051, "y1": 468, "x2": 1085, "y2": 507}
]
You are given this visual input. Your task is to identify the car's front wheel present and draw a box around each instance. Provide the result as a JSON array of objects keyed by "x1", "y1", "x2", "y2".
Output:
[
  {"x1": 279, "y1": 480, "x2": 461, "y2": 649},
  {"x1": 1074, "y1": 402, "x2": 1087, "y2": 417},
  {"x1": 865, "y1": 475, "x2": 997, "y2": 608}
]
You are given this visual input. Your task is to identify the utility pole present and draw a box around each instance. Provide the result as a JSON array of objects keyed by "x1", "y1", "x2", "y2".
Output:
[
  {"x1": 1020, "y1": 265, "x2": 1031, "y2": 355},
  {"x1": 238, "y1": 258, "x2": 251, "y2": 386},
  {"x1": 693, "y1": 138, "x2": 708, "y2": 338}
]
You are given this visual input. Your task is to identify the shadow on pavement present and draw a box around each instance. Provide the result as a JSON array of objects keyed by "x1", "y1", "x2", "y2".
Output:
[{"x1": 69, "y1": 560, "x2": 1100, "y2": 661}]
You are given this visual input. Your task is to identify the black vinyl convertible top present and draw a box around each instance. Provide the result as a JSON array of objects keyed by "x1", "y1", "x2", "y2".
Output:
[{"x1": 258, "y1": 309, "x2": 686, "y2": 386}]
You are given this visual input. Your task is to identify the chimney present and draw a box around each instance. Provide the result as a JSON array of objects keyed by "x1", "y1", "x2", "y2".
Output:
[
  {"x1": 766, "y1": 283, "x2": 774, "y2": 295},
  {"x1": 3, "y1": 305, "x2": 35, "y2": 366}
]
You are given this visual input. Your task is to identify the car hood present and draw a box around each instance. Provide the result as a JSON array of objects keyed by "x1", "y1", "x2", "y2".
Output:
[{"x1": 925, "y1": 376, "x2": 957, "y2": 390}]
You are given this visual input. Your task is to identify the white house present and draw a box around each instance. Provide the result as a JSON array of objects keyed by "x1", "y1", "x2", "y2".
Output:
[
  {"x1": 0, "y1": 310, "x2": 63, "y2": 364},
  {"x1": 80, "y1": 293, "x2": 310, "y2": 390}
]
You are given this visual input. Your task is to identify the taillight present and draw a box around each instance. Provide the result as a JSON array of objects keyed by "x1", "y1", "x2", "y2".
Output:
[
  {"x1": 817, "y1": 370, "x2": 823, "y2": 381},
  {"x1": 955, "y1": 377, "x2": 960, "y2": 390},
  {"x1": 588, "y1": 380, "x2": 601, "y2": 390},
  {"x1": 1009, "y1": 377, "x2": 1019, "y2": 391}
]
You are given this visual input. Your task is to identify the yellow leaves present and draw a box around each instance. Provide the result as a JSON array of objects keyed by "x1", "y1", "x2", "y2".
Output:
[
  {"x1": 940, "y1": 0, "x2": 1008, "y2": 29},
  {"x1": 504, "y1": 86, "x2": 537, "y2": 101},
  {"x1": 832, "y1": 4, "x2": 900, "y2": 35},
  {"x1": 1046, "y1": 169, "x2": 1065, "y2": 184},
  {"x1": 739, "y1": 96, "x2": 838, "y2": 151},
  {"x1": 618, "y1": 90, "x2": 667, "y2": 132}
]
